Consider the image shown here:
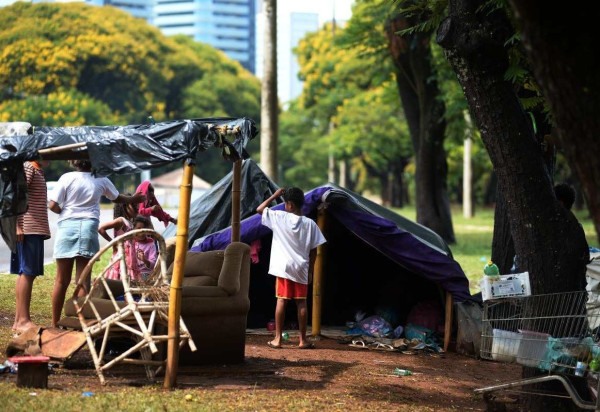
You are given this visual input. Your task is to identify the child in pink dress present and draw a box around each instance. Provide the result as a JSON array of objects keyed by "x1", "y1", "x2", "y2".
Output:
[
  {"x1": 132, "y1": 215, "x2": 157, "y2": 281},
  {"x1": 98, "y1": 200, "x2": 139, "y2": 280}
]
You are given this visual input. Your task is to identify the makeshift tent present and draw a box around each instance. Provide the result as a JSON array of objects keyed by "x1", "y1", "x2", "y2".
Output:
[
  {"x1": 188, "y1": 163, "x2": 470, "y2": 333},
  {"x1": 0, "y1": 118, "x2": 257, "y2": 388}
]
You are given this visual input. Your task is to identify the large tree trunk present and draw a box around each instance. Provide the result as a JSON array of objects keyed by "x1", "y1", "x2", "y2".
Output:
[
  {"x1": 438, "y1": 3, "x2": 589, "y2": 410},
  {"x1": 437, "y1": 0, "x2": 588, "y2": 295},
  {"x1": 386, "y1": 15, "x2": 455, "y2": 244},
  {"x1": 509, "y1": 1, "x2": 600, "y2": 245},
  {"x1": 260, "y1": 0, "x2": 278, "y2": 182}
]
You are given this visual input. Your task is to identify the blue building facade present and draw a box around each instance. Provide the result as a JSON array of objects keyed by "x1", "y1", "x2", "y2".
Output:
[{"x1": 151, "y1": 0, "x2": 255, "y2": 72}]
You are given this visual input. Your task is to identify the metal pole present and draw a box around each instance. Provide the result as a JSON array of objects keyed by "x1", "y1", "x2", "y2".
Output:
[{"x1": 164, "y1": 161, "x2": 194, "y2": 389}]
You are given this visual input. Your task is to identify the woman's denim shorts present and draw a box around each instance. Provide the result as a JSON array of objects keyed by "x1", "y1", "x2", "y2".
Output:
[{"x1": 53, "y1": 218, "x2": 99, "y2": 259}]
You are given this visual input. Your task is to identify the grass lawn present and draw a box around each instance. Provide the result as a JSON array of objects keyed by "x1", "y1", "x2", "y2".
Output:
[{"x1": 0, "y1": 204, "x2": 596, "y2": 410}]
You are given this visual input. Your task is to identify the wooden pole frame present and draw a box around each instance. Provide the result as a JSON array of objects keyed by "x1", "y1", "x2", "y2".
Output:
[
  {"x1": 231, "y1": 160, "x2": 242, "y2": 242},
  {"x1": 164, "y1": 160, "x2": 194, "y2": 389},
  {"x1": 311, "y1": 208, "x2": 327, "y2": 337}
]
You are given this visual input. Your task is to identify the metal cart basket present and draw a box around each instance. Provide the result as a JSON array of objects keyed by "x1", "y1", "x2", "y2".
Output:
[{"x1": 475, "y1": 291, "x2": 600, "y2": 410}]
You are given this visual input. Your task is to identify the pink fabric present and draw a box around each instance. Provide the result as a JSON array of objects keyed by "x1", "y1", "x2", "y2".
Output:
[
  {"x1": 134, "y1": 238, "x2": 157, "y2": 280},
  {"x1": 136, "y1": 180, "x2": 173, "y2": 227},
  {"x1": 105, "y1": 218, "x2": 133, "y2": 280},
  {"x1": 250, "y1": 239, "x2": 261, "y2": 264}
]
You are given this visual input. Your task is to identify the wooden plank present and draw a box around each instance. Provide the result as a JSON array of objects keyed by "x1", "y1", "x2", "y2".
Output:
[
  {"x1": 444, "y1": 291, "x2": 453, "y2": 352},
  {"x1": 40, "y1": 328, "x2": 87, "y2": 361}
]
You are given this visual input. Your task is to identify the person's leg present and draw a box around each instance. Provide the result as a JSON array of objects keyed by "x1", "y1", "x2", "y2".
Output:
[
  {"x1": 14, "y1": 274, "x2": 37, "y2": 332},
  {"x1": 296, "y1": 299, "x2": 309, "y2": 347},
  {"x1": 270, "y1": 298, "x2": 287, "y2": 347},
  {"x1": 13, "y1": 276, "x2": 20, "y2": 331},
  {"x1": 52, "y1": 258, "x2": 74, "y2": 327},
  {"x1": 74, "y1": 256, "x2": 91, "y2": 297}
]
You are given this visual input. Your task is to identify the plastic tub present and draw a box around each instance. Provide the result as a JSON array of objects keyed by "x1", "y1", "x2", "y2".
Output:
[
  {"x1": 517, "y1": 330, "x2": 550, "y2": 367},
  {"x1": 492, "y1": 329, "x2": 522, "y2": 362}
]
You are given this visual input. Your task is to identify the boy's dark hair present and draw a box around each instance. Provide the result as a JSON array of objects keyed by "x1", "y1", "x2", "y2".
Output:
[
  {"x1": 282, "y1": 187, "x2": 305, "y2": 209},
  {"x1": 134, "y1": 215, "x2": 151, "y2": 227},
  {"x1": 70, "y1": 159, "x2": 92, "y2": 171},
  {"x1": 554, "y1": 183, "x2": 576, "y2": 210}
]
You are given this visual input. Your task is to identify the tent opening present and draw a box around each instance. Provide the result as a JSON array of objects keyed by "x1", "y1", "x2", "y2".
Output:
[{"x1": 246, "y1": 210, "x2": 445, "y2": 331}]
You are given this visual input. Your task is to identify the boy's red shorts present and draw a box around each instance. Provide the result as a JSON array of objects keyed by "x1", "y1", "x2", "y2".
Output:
[{"x1": 275, "y1": 277, "x2": 307, "y2": 300}]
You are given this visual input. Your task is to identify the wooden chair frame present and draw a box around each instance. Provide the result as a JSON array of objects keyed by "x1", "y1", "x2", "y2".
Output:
[{"x1": 71, "y1": 229, "x2": 196, "y2": 385}]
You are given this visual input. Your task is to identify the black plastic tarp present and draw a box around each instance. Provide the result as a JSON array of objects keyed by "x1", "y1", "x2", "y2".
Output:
[
  {"x1": 0, "y1": 117, "x2": 257, "y2": 249},
  {"x1": 162, "y1": 159, "x2": 279, "y2": 244}
]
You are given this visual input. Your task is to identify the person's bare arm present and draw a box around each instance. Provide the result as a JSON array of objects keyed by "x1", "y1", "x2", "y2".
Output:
[
  {"x1": 98, "y1": 218, "x2": 125, "y2": 242},
  {"x1": 256, "y1": 188, "x2": 284, "y2": 215},
  {"x1": 48, "y1": 200, "x2": 62, "y2": 214},
  {"x1": 113, "y1": 191, "x2": 146, "y2": 204}
]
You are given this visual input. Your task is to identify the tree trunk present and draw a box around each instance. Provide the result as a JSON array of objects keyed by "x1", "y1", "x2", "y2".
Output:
[
  {"x1": 438, "y1": 4, "x2": 589, "y2": 409},
  {"x1": 260, "y1": 0, "x2": 278, "y2": 182},
  {"x1": 386, "y1": 15, "x2": 455, "y2": 243},
  {"x1": 463, "y1": 111, "x2": 473, "y2": 218},
  {"x1": 509, "y1": 1, "x2": 600, "y2": 245},
  {"x1": 438, "y1": 0, "x2": 588, "y2": 293}
]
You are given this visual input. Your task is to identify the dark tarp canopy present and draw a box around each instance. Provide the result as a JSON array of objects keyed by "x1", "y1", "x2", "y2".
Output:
[
  {"x1": 0, "y1": 118, "x2": 257, "y2": 249},
  {"x1": 162, "y1": 159, "x2": 279, "y2": 243},
  {"x1": 179, "y1": 160, "x2": 470, "y2": 329}
]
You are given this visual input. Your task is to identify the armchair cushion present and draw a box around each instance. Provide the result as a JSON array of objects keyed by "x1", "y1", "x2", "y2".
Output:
[
  {"x1": 217, "y1": 242, "x2": 247, "y2": 295},
  {"x1": 167, "y1": 250, "x2": 224, "y2": 282},
  {"x1": 182, "y1": 276, "x2": 217, "y2": 287},
  {"x1": 181, "y1": 286, "x2": 228, "y2": 298}
]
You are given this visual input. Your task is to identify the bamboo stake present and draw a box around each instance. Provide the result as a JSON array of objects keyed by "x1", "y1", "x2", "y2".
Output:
[
  {"x1": 38, "y1": 143, "x2": 87, "y2": 156},
  {"x1": 231, "y1": 159, "x2": 242, "y2": 242},
  {"x1": 444, "y1": 291, "x2": 453, "y2": 352},
  {"x1": 164, "y1": 161, "x2": 194, "y2": 389},
  {"x1": 311, "y1": 208, "x2": 327, "y2": 337}
]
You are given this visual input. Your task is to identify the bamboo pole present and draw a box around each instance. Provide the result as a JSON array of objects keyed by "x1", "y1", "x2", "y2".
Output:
[
  {"x1": 231, "y1": 159, "x2": 242, "y2": 242},
  {"x1": 444, "y1": 291, "x2": 453, "y2": 352},
  {"x1": 164, "y1": 161, "x2": 194, "y2": 389},
  {"x1": 311, "y1": 208, "x2": 327, "y2": 337},
  {"x1": 38, "y1": 142, "x2": 87, "y2": 155}
]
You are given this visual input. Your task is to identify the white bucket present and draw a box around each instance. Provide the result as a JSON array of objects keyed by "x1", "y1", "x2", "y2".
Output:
[
  {"x1": 517, "y1": 330, "x2": 550, "y2": 367},
  {"x1": 492, "y1": 329, "x2": 522, "y2": 362}
]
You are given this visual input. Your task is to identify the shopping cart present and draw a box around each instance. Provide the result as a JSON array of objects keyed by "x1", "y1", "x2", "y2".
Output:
[{"x1": 475, "y1": 291, "x2": 600, "y2": 410}]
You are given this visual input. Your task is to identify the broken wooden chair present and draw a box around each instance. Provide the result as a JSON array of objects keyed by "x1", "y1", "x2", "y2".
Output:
[{"x1": 63, "y1": 229, "x2": 196, "y2": 385}]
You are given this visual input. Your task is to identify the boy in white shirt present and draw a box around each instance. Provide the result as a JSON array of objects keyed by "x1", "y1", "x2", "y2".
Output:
[{"x1": 257, "y1": 187, "x2": 326, "y2": 349}]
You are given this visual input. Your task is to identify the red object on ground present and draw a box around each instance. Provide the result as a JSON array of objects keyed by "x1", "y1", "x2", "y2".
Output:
[
  {"x1": 9, "y1": 356, "x2": 50, "y2": 364},
  {"x1": 9, "y1": 355, "x2": 51, "y2": 389}
]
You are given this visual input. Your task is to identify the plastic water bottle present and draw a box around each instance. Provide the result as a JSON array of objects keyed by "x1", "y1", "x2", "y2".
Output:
[
  {"x1": 282, "y1": 332, "x2": 289, "y2": 341},
  {"x1": 483, "y1": 261, "x2": 500, "y2": 279},
  {"x1": 393, "y1": 368, "x2": 412, "y2": 376}
]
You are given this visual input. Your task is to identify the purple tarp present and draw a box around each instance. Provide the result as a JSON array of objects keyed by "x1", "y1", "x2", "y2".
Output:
[{"x1": 192, "y1": 186, "x2": 471, "y2": 303}]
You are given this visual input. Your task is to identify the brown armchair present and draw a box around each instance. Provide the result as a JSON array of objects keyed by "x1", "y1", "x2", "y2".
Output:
[{"x1": 170, "y1": 241, "x2": 251, "y2": 365}]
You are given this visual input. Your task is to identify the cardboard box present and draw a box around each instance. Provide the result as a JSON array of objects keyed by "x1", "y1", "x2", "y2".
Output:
[{"x1": 480, "y1": 272, "x2": 531, "y2": 301}]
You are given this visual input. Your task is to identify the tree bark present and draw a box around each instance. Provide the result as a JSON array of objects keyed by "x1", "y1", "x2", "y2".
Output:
[
  {"x1": 437, "y1": 0, "x2": 588, "y2": 293},
  {"x1": 386, "y1": 15, "x2": 455, "y2": 243},
  {"x1": 438, "y1": 3, "x2": 590, "y2": 409},
  {"x1": 260, "y1": 0, "x2": 278, "y2": 182},
  {"x1": 508, "y1": 1, "x2": 600, "y2": 245}
]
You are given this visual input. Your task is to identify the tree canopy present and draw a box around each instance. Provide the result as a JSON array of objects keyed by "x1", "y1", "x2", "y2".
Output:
[{"x1": 0, "y1": 2, "x2": 260, "y2": 182}]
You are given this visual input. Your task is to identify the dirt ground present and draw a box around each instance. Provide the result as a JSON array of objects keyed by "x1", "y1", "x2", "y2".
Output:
[{"x1": 0, "y1": 331, "x2": 522, "y2": 411}]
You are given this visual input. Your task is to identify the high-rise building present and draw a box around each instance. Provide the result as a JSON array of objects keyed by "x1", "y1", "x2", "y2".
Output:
[
  {"x1": 87, "y1": 0, "x2": 152, "y2": 20},
  {"x1": 255, "y1": 0, "x2": 353, "y2": 106},
  {"x1": 151, "y1": 0, "x2": 256, "y2": 73}
]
